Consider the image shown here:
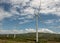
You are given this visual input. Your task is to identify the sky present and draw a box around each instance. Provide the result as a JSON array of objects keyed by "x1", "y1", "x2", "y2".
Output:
[{"x1": 0, "y1": 0, "x2": 60, "y2": 34}]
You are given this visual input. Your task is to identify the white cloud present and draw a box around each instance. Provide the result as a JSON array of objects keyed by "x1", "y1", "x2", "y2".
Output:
[
  {"x1": 0, "y1": 28, "x2": 58, "y2": 34},
  {"x1": 10, "y1": 0, "x2": 22, "y2": 4},
  {"x1": 55, "y1": 19, "x2": 60, "y2": 22},
  {"x1": 10, "y1": 6, "x2": 20, "y2": 15},
  {"x1": 25, "y1": 28, "x2": 36, "y2": 33},
  {"x1": 0, "y1": 0, "x2": 60, "y2": 35},
  {"x1": 10, "y1": 0, "x2": 30, "y2": 5},
  {"x1": 18, "y1": 17, "x2": 25, "y2": 20},
  {"x1": 0, "y1": 0, "x2": 60, "y2": 21},
  {"x1": 30, "y1": 0, "x2": 60, "y2": 16},
  {"x1": 26, "y1": 15, "x2": 34, "y2": 19},
  {"x1": 0, "y1": 0, "x2": 10, "y2": 3},
  {"x1": 44, "y1": 20, "x2": 54, "y2": 24},
  {"x1": 23, "y1": 7, "x2": 34, "y2": 15},
  {"x1": 19, "y1": 20, "x2": 32, "y2": 24},
  {"x1": 0, "y1": 8, "x2": 12, "y2": 20},
  {"x1": 52, "y1": 26, "x2": 60, "y2": 29},
  {"x1": 30, "y1": 0, "x2": 40, "y2": 8},
  {"x1": 0, "y1": 29, "x2": 24, "y2": 34},
  {"x1": 38, "y1": 28, "x2": 55, "y2": 33},
  {"x1": 13, "y1": 0, "x2": 60, "y2": 16},
  {"x1": 43, "y1": 19, "x2": 60, "y2": 24},
  {"x1": 1, "y1": 0, "x2": 60, "y2": 16},
  {"x1": 45, "y1": 19, "x2": 60, "y2": 24}
]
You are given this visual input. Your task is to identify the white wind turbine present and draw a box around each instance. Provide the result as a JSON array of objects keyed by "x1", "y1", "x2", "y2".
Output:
[{"x1": 33, "y1": 0, "x2": 41, "y2": 43}]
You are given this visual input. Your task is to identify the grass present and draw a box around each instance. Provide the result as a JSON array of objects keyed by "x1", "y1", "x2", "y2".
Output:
[{"x1": 0, "y1": 33, "x2": 60, "y2": 43}]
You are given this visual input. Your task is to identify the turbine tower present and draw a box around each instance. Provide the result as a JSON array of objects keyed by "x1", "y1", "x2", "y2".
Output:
[
  {"x1": 35, "y1": 0, "x2": 41, "y2": 43},
  {"x1": 35, "y1": 11, "x2": 38, "y2": 43}
]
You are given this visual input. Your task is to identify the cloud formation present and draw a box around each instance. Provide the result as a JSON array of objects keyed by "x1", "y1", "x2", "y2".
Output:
[
  {"x1": 0, "y1": 28, "x2": 57, "y2": 34},
  {"x1": 0, "y1": 0, "x2": 60, "y2": 34},
  {"x1": 0, "y1": 0, "x2": 60, "y2": 21},
  {"x1": 0, "y1": 8, "x2": 12, "y2": 20}
]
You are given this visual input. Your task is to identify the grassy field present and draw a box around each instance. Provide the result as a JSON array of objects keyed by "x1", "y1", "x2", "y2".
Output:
[
  {"x1": 0, "y1": 33, "x2": 60, "y2": 43},
  {"x1": 0, "y1": 39, "x2": 35, "y2": 43},
  {"x1": 0, "y1": 39, "x2": 60, "y2": 43}
]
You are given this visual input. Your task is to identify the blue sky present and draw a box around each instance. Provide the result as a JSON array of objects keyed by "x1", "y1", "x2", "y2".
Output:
[{"x1": 0, "y1": 0, "x2": 60, "y2": 34}]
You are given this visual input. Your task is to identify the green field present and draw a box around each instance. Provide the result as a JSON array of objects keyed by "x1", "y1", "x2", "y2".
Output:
[{"x1": 0, "y1": 33, "x2": 60, "y2": 43}]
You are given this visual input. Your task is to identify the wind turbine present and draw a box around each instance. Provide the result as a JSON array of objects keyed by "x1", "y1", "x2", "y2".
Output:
[
  {"x1": 34, "y1": 0, "x2": 41, "y2": 43},
  {"x1": 7, "y1": 34, "x2": 9, "y2": 38},
  {"x1": 13, "y1": 29, "x2": 16, "y2": 38},
  {"x1": 7, "y1": 28, "x2": 9, "y2": 38},
  {"x1": 35, "y1": 10, "x2": 39, "y2": 43}
]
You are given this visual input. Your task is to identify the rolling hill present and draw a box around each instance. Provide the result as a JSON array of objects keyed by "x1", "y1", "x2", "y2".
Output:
[{"x1": 0, "y1": 33, "x2": 60, "y2": 43}]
